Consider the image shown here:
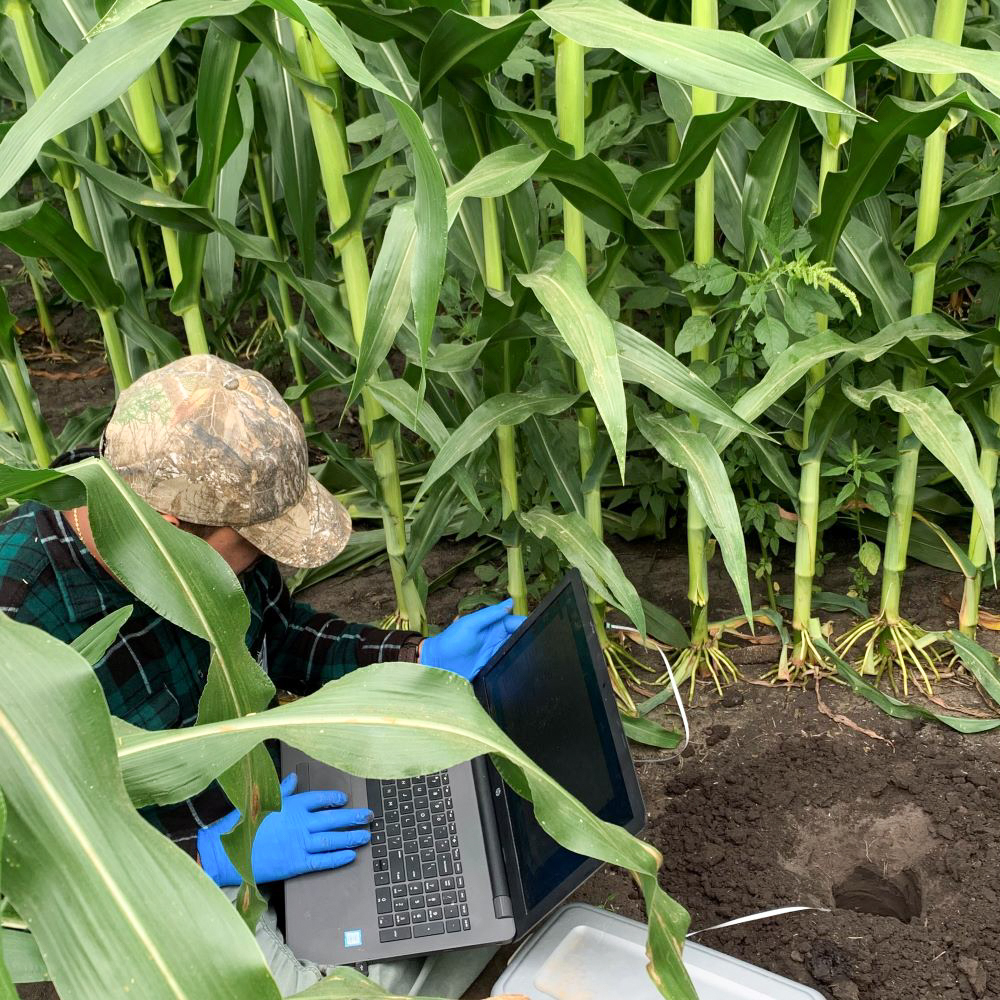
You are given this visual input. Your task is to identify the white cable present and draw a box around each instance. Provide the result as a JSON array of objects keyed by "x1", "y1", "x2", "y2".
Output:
[
  {"x1": 607, "y1": 623, "x2": 690, "y2": 758},
  {"x1": 686, "y1": 905, "x2": 830, "y2": 938}
]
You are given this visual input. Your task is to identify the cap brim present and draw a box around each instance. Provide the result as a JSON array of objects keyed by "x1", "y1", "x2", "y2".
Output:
[{"x1": 236, "y1": 476, "x2": 352, "y2": 569}]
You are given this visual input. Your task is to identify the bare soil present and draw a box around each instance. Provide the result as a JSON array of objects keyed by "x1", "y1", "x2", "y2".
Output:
[
  {"x1": 11, "y1": 296, "x2": 1000, "y2": 1000},
  {"x1": 302, "y1": 539, "x2": 1000, "y2": 1000}
]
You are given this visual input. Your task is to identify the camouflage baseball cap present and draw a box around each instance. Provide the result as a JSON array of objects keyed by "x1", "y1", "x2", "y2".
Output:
[{"x1": 102, "y1": 355, "x2": 351, "y2": 569}]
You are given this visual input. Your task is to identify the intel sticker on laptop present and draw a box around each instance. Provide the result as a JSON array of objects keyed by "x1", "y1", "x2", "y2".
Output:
[{"x1": 343, "y1": 929, "x2": 362, "y2": 949}]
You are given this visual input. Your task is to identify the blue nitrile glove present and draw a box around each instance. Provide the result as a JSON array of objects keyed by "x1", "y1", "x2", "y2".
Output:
[
  {"x1": 419, "y1": 598, "x2": 528, "y2": 681},
  {"x1": 197, "y1": 772, "x2": 372, "y2": 887}
]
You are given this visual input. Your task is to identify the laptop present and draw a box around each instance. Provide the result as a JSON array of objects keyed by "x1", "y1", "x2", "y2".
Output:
[{"x1": 280, "y1": 569, "x2": 645, "y2": 966}]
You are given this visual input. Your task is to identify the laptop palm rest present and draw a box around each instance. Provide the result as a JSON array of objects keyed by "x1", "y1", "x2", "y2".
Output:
[{"x1": 281, "y1": 746, "x2": 515, "y2": 965}]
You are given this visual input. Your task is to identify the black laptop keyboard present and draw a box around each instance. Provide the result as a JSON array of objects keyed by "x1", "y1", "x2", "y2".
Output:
[{"x1": 367, "y1": 771, "x2": 472, "y2": 944}]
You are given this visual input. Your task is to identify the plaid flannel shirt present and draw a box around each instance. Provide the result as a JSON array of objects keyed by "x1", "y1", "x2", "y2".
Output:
[{"x1": 0, "y1": 499, "x2": 421, "y2": 855}]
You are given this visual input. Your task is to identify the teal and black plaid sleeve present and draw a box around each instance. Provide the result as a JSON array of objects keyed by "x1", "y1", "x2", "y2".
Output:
[{"x1": 245, "y1": 560, "x2": 422, "y2": 695}]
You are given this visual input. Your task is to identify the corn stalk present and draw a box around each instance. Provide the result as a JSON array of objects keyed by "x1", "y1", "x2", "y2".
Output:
[
  {"x1": 880, "y1": 0, "x2": 966, "y2": 624},
  {"x1": 555, "y1": 32, "x2": 609, "y2": 642},
  {"x1": 293, "y1": 21, "x2": 425, "y2": 631},
  {"x1": 686, "y1": 0, "x2": 719, "y2": 654},
  {"x1": 791, "y1": 0, "x2": 856, "y2": 669},
  {"x1": 4, "y1": 0, "x2": 131, "y2": 391}
]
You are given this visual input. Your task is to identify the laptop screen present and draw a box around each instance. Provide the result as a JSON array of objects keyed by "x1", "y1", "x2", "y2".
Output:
[{"x1": 478, "y1": 576, "x2": 641, "y2": 915}]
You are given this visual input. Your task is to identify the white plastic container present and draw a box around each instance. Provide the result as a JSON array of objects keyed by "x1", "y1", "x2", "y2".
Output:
[{"x1": 492, "y1": 903, "x2": 825, "y2": 1000}]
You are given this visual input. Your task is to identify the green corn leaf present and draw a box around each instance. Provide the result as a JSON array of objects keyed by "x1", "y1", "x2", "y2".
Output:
[
  {"x1": 635, "y1": 411, "x2": 753, "y2": 624},
  {"x1": 347, "y1": 201, "x2": 416, "y2": 407},
  {"x1": 0, "y1": 615, "x2": 286, "y2": 1000},
  {"x1": 418, "y1": 9, "x2": 532, "y2": 102},
  {"x1": 518, "y1": 253, "x2": 628, "y2": 479},
  {"x1": 0, "y1": 459, "x2": 280, "y2": 923},
  {"x1": 843, "y1": 383, "x2": 996, "y2": 558},
  {"x1": 741, "y1": 104, "x2": 799, "y2": 266},
  {"x1": 948, "y1": 631, "x2": 1000, "y2": 710},
  {"x1": 640, "y1": 598, "x2": 690, "y2": 651},
  {"x1": 250, "y1": 12, "x2": 320, "y2": 276},
  {"x1": 858, "y1": 512, "x2": 963, "y2": 575},
  {"x1": 834, "y1": 314, "x2": 969, "y2": 367},
  {"x1": 297, "y1": 966, "x2": 424, "y2": 998},
  {"x1": 348, "y1": 145, "x2": 545, "y2": 407},
  {"x1": 0, "y1": 0, "x2": 255, "y2": 201},
  {"x1": 0, "y1": 791, "x2": 17, "y2": 998},
  {"x1": 2, "y1": 926, "x2": 47, "y2": 986},
  {"x1": 367, "y1": 379, "x2": 482, "y2": 513},
  {"x1": 69, "y1": 606, "x2": 134, "y2": 666},
  {"x1": 537, "y1": 150, "x2": 634, "y2": 233},
  {"x1": 906, "y1": 172, "x2": 1000, "y2": 269},
  {"x1": 630, "y1": 99, "x2": 754, "y2": 218},
  {"x1": 172, "y1": 23, "x2": 246, "y2": 312},
  {"x1": 714, "y1": 330, "x2": 854, "y2": 453},
  {"x1": 204, "y1": 82, "x2": 254, "y2": 306},
  {"x1": 368, "y1": 379, "x2": 450, "y2": 450},
  {"x1": 34, "y1": 0, "x2": 98, "y2": 51},
  {"x1": 621, "y1": 714, "x2": 682, "y2": 750},
  {"x1": 517, "y1": 507, "x2": 645, "y2": 637},
  {"x1": 811, "y1": 94, "x2": 954, "y2": 263},
  {"x1": 87, "y1": 0, "x2": 158, "y2": 36},
  {"x1": 403, "y1": 477, "x2": 467, "y2": 583},
  {"x1": 535, "y1": 0, "x2": 857, "y2": 115},
  {"x1": 288, "y1": 0, "x2": 447, "y2": 368},
  {"x1": 855, "y1": 0, "x2": 933, "y2": 39},
  {"x1": 445, "y1": 145, "x2": 547, "y2": 224},
  {"x1": 0, "y1": 203, "x2": 122, "y2": 311},
  {"x1": 860, "y1": 38, "x2": 1000, "y2": 101},
  {"x1": 522, "y1": 415, "x2": 586, "y2": 518},
  {"x1": 835, "y1": 217, "x2": 909, "y2": 329},
  {"x1": 910, "y1": 512, "x2": 978, "y2": 579},
  {"x1": 814, "y1": 636, "x2": 1000, "y2": 734},
  {"x1": 415, "y1": 384, "x2": 579, "y2": 503},
  {"x1": 614, "y1": 323, "x2": 759, "y2": 438},
  {"x1": 750, "y1": 0, "x2": 824, "y2": 43},
  {"x1": 747, "y1": 437, "x2": 799, "y2": 503}
]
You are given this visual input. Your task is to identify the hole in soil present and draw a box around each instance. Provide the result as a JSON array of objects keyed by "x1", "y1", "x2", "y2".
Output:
[{"x1": 832, "y1": 864, "x2": 923, "y2": 922}]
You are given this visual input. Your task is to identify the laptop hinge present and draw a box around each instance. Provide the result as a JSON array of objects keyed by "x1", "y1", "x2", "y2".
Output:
[{"x1": 471, "y1": 756, "x2": 513, "y2": 919}]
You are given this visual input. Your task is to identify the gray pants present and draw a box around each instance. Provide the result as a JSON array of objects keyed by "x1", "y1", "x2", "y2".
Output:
[{"x1": 223, "y1": 887, "x2": 497, "y2": 998}]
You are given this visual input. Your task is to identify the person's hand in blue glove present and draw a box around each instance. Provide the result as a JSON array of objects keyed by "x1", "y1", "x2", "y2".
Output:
[
  {"x1": 419, "y1": 598, "x2": 527, "y2": 681},
  {"x1": 197, "y1": 772, "x2": 372, "y2": 887}
]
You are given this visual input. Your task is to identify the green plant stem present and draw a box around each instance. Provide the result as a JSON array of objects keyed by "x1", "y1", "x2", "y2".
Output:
[
  {"x1": 159, "y1": 47, "x2": 180, "y2": 105},
  {"x1": 530, "y1": 0, "x2": 543, "y2": 110},
  {"x1": 792, "y1": 0, "x2": 855, "y2": 650},
  {"x1": 6, "y1": 0, "x2": 131, "y2": 390},
  {"x1": 91, "y1": 113, "x2": 111, "y2": 168},
  {"x1": 1, "y1": 358, "x2": 50, "y2": 467},
  {"x1": 881, "y1": 0, "x2": 966, "y2": 624},
  {"x1": 469, "y1": 3, "x2": 528, "y2": 615},
  {"x1": 251, "y1": 149, "x2": 314, "y2": 431},
  {"x1": 686, "y1": 0, "x2": 718, "y2": 647},
  {"x1": 294, "y1": 22, "x2": 425, "y2": 631},
  {"x1": 127, "y1": 72, "x2": 211, "y2": 355},
  {"x1": 27, "y1": 271, "x2": 58, "y2": 353},
  {"x1": 556, "y1": 31, "x2": 606, "y2": 643},
  {"x1": 135, "y1": 221, "x2": 156, "y2": 289},
  {"x1": 960, "y1": 348, "x2": 1000, "y2": 635}
]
